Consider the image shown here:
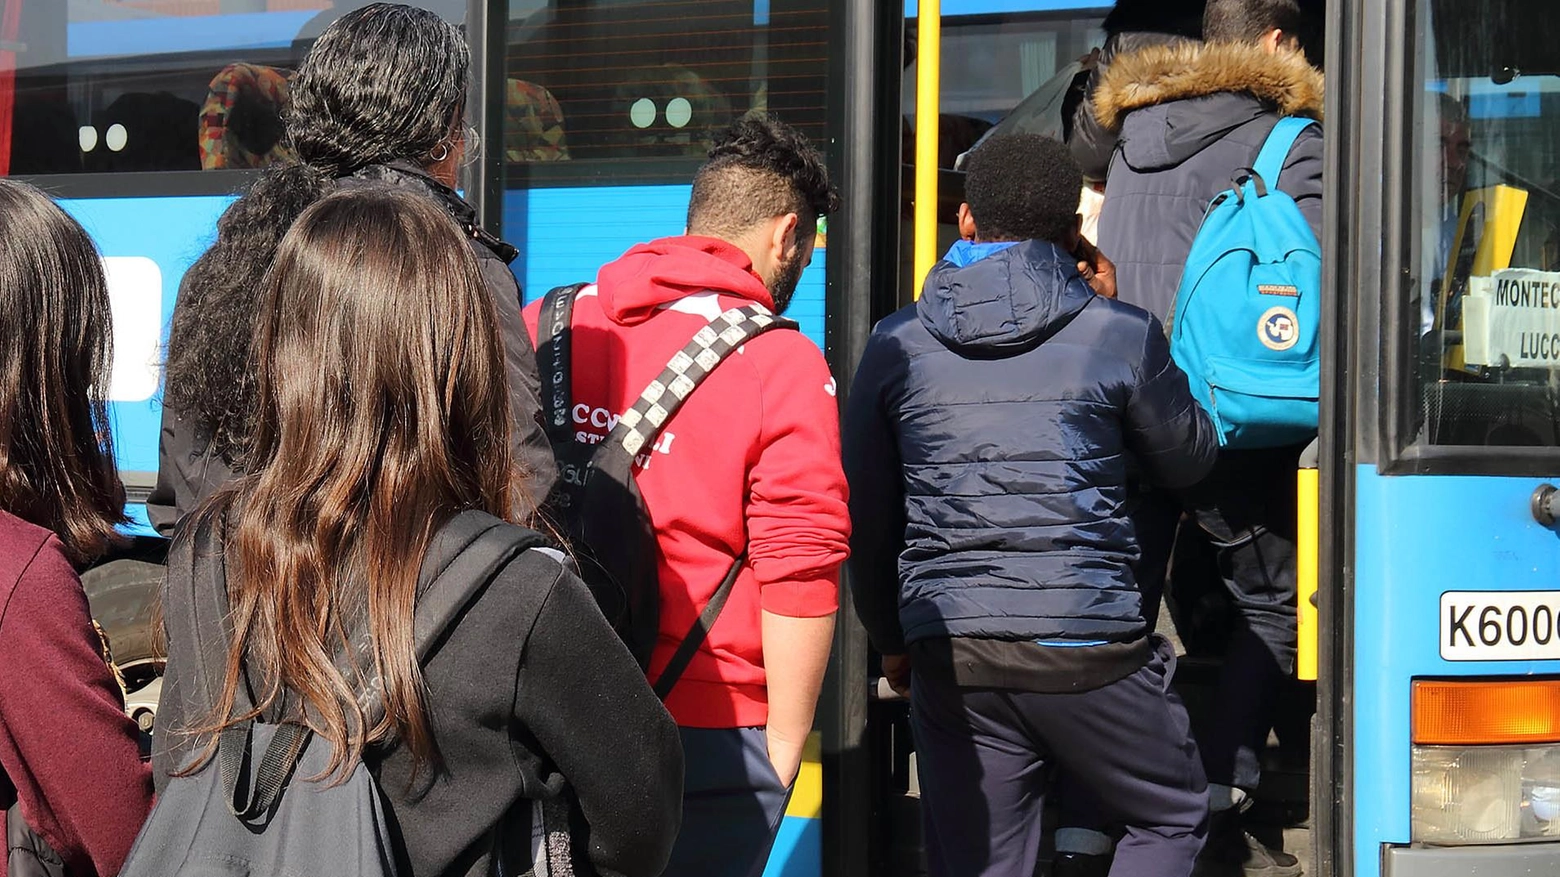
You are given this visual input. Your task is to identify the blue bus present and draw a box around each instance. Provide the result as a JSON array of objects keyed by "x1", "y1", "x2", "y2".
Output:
[{"x1": 8, "y1": 1, "x2": 1560, "y2": 875}]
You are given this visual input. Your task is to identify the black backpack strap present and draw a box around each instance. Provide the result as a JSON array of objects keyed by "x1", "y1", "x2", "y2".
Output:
[
  {"x1": 653, "y1": 551, "x2": 745, "y2": 700},
  {"x1": 598, "y1": 303, "x2": 796, "y2": 699},
  {"x1": 213, "y1": 510, "x2": 547, "y2": 819},
  {"x1": 536, "y1": 284, "x2": 589, "y2": 445}
]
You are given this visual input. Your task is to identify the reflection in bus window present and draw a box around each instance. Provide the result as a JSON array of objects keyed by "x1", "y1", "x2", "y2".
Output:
[
  {"x1": 0, "y1": 2, "x2": 463, "y2": 177},
  {"x1": 1413, "y1": 0, "x2": 1560, "y2": 448},
  {"x1": 503, "y1": 0, "x2": 828, "y2": 182}
]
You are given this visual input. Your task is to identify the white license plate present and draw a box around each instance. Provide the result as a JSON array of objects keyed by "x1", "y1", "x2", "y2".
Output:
[{"x1": 1441, "y1": 591, "x2": 1560, "y2": 661}]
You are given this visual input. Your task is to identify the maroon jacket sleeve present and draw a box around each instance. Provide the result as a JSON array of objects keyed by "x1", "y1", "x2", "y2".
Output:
[{"x1": 0, "y1": 537, "x2": 154, "y2": 877}]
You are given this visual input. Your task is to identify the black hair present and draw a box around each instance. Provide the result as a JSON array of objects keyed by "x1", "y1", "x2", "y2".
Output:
[
  {"x1": 1103, "y1": 0, "x2": 1206, "y2": 39},
  {"x1": 164, "y1": 3, "x2": 469, "y2": 462},
  {"x1": 1202, "y1": 0, "x2": 1306, "y2": 45},
  {"x1": 686, "y1": 114, "x2": 839, "y2": 239},
  {"x1": 962, "y1": 134, "x2": 1082, "y2": 244}
]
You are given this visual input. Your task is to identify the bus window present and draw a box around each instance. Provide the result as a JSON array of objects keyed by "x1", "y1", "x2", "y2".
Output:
[
  {"x1": 0, "y1": 1, "x2": 467, "y2": 176},
  {"x1": 502, "y1": 0, "x2": 829, "y2": 183},
  {"x1": 1411, "y1": 0, "x2": 1560, "y2": 448}
]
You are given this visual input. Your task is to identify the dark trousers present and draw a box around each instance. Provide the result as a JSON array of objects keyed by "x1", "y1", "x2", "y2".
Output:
[
  {"x1": 910, "y1": 637, "x2": 1208, "y2": 877},
  {"x1": 1182, "y1": 445, "x2": 1303, "y2": 791},
  {"x1": 663, "y1": 727, "x2": 792, "y2": 877}
]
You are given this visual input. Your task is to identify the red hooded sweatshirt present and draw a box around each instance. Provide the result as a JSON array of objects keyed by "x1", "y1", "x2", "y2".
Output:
[{"x1": 523, "y1": 236, "x2": 849, "y2": 729}]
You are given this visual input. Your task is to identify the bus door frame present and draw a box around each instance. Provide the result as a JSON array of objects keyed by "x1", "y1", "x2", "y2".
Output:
[
  {"x1": 819, "y1": 2, "x2": 905, "y2": 876},
  {"x1": 1316, "y1": 0, "x2": 1406, "y2": 873}
]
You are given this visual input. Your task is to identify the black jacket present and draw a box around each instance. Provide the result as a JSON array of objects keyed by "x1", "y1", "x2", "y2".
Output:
[
  {"x1": 843, "y1": 240, "x2": 1217, "y2": 654},
  {"x1": 147, "y1": 162, "x2": 559, "y2": 534},
  {"x1": 152, "y1": 517, "x2": 683, "y2": 877},
  {"x1": 1093, "y1": 41, "x2": 1326, "y2": 320}
]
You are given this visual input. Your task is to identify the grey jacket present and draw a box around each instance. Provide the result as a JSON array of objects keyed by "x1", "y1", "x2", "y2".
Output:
[{"x1": 1093, "y1": 41, "x2": 1325, "y2": 321}]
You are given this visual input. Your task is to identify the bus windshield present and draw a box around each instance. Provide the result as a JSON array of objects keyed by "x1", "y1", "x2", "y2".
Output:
[{"x1": 1413, "y1": 0, "x2": 1560, "y2": 448}]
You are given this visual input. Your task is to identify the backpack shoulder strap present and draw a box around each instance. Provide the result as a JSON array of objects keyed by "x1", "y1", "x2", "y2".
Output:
[
  {"x1": 1253, "y1": 117, "x2": 1318, "y2": 189},
  {"x1": 409, "y1": 510, "x2": 550, "y2": 662},
  {"x1": 212, "y1": 511, "x2": 549, "y2": 819},
  {"x1": 600, "y1": 303, "x2": 799, "y2": 464},
  {"x1": 536, "y1": 284, "x2": 590, "y2": 445}
]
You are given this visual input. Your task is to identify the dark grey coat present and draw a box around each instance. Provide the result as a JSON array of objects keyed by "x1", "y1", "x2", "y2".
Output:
[{"x1": 1093, "y1": 41, "x2": 1326, "y2": 321}]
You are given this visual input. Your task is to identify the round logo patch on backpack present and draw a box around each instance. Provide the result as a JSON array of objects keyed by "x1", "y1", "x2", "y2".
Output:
[{"x1": 1258, "y1": 306, "x2": 1300, "y2": 351}]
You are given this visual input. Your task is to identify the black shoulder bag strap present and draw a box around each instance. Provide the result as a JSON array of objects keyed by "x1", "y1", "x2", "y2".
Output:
[
  {"x1": 584, "y1": 303, "x2": 799, "y2": 699},
  {"x1": 209, "y1": 512, "x2": 546, "y2": 819},
  {"x1": 536, "y1": 284, "x2": 590, "y2": 445}
]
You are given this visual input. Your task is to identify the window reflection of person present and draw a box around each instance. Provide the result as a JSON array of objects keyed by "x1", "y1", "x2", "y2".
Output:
[{"x1": 1425, "y1": 93, "x2": 1472, "y2": 333}]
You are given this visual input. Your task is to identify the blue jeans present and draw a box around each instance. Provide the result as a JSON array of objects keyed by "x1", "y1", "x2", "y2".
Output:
[{"x1": 662, "y1": 727, "x2": 793, "y2": 877}]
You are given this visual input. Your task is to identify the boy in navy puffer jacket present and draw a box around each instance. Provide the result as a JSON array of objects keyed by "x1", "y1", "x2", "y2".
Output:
[{"x1": 844, "y1": 134, "x2": 1219, "y2": 877}]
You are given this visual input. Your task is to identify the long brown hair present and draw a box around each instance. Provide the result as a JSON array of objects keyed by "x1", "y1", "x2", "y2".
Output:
[
  {"x1": 199, "y1": 186, "x2": 521, "y2": 777},
  {"x1": 0, "y1": 179, "x2": 126, "y2": 563}
]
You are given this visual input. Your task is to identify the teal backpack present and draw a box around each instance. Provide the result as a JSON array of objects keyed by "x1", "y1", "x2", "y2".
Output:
[{"x1": 1168, "y1": 117, "x2": 1321, "y2": 449}]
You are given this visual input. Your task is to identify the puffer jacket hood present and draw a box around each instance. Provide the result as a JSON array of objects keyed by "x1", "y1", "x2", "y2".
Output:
[
  {"x1": 918, "y1": 240, "x2": 1093, "y2": 356},
  {"x1": 1096, "y1": 41, "x2": 1323, "y2": 172},
  {"x1": 595, "y1": 235, "x2": 776, "y2": 325}
]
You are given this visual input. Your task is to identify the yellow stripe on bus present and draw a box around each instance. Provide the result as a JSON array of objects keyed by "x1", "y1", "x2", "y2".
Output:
[
  {"x1": 785, "y1": 732, "x2": 823, "y2": 819},
  {"x1": 1296, "y1": 466, "x2": 1319, "y2": 682}
]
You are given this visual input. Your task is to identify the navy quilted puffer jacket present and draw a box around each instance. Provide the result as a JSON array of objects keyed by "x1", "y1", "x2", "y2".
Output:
[{"x1": 843, "y1": 240, "x2": 1217, "y2": 653}]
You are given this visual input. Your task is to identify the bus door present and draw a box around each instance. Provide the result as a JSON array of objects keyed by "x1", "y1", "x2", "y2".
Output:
[{"x1": 1324, "y1": 0, "x2": 1560, "y2": 873}]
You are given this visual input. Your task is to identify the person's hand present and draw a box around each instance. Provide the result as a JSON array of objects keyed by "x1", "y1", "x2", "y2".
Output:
[
  {"x1": 1079, "y1": 47, "x2": 1102, "y2": 71},
  {"x1": 881, "y1": 653, "x2": 912, "y2": 698},
  {"x1": 1074, "y1": 237, "x2": 1117, "y2": 299},
  {"x1": 765, "y1": 727, "x2": 806, "y2": 787}
]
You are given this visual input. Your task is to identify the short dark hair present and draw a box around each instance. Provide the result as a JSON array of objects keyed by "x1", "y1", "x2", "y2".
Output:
[
  {"x1": 963, "y1": 134, "x2": 1082, "y2": 244},
  {"x1": 686, "y1": 115, "x2": 839, "y2": 239},
  {"x1": 1203, "y1": 0, "x2": 1305, "y2": 45},
  {"x1": 0, "y1": 180, "x2": 125, "y2": 563}
]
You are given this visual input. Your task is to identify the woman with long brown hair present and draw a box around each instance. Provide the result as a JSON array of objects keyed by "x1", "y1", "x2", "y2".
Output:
[
  {"x1": 0, "y1": 179, "x2": 155, "y2": 875},
  {"x1": 150, "y1": 186, "x2": 682, "y2": 877}
]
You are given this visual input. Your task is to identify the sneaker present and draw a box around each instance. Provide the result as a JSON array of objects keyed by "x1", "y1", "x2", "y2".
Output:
[
  {"x1": 1191, "y1": 808, "x2": 1301, "y2": 877},
  {"x1": 1052, "y1": 851, "x2": 1113, "y2": 877}
]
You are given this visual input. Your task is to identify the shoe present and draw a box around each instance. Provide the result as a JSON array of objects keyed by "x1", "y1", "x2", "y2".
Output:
[
  {"x1": 1052, "y1": 851, "x2": 1112, "y2": 877},
  {"x1": 1191, "y1": 808, "x2": 1301, "y2": 877}
]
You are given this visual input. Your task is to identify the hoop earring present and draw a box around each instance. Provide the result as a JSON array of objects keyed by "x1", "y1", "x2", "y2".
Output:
[{"x1": 428, "y1": 142, "x2": 451, "y2": 163}]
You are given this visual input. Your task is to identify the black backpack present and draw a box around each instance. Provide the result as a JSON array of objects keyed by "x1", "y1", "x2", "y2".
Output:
[
  {"x1": 536, "y1": 284, "x2": 798, "y2": 696},
  {"x1": 121, "y1": 511, "x2": 552, "y2": 877}
]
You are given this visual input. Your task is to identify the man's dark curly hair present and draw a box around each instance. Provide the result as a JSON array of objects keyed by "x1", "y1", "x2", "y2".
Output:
[
  {"x1": 163, "y1": 3, "x2": 468, "y2": 462},
  {"x1": 963, "y1": 134, "x2": 1082, "y2": 244},
  {"x1": 686, "y1": 115, "x2": 839, "y2": 239}
]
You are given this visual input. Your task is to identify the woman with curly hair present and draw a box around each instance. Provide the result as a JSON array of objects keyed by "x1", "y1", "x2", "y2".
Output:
[{"x1": 153, "y1": 3, "x2": 556, "y2": 532}]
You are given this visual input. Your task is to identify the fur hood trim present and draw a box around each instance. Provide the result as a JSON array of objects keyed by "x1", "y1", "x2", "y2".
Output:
[{"x1": 1093, "y1": 41, "x2": 1324, "y2": 131}]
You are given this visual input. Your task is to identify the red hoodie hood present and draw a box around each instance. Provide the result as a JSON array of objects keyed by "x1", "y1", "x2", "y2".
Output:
[{"x1": 595, "y1": 235, "x2": 776, "y2": 325}]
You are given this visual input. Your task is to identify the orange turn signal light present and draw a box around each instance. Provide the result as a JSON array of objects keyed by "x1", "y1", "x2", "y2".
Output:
[{"x1": 1412, "y1": 679, "x2": 1560, "y2": 746}]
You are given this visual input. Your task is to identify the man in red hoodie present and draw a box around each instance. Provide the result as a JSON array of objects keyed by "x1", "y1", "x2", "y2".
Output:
[{"x1": 522, "y1": 115, "x2": 849, "y2": 877}]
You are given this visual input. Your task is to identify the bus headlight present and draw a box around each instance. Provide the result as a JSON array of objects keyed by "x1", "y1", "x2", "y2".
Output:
[{"x1": 1412, "y1": 745, "x2": 1560, "y2": 843}]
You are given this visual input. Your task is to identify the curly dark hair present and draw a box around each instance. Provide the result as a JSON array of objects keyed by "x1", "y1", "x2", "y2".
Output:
[
  {"x1": 962, "y1": 134, "x2": 1082, "y2": 244},
  {"x1": 163, "y1": 3, "x2": 468, "y2": 461},
  {"x1": 685, "y1": 114, "x2": 839, "y2": 239}
]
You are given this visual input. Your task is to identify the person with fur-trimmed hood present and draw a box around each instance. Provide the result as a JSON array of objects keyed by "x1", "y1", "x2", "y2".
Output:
[{"x1": 1092, "y1": 2, "x2": 1322, "y2": 876}]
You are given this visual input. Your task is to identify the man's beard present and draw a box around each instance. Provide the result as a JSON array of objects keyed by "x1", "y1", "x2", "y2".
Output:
[{"x1": 767, "y1": 250, "x2": 806, "y2": 314}]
